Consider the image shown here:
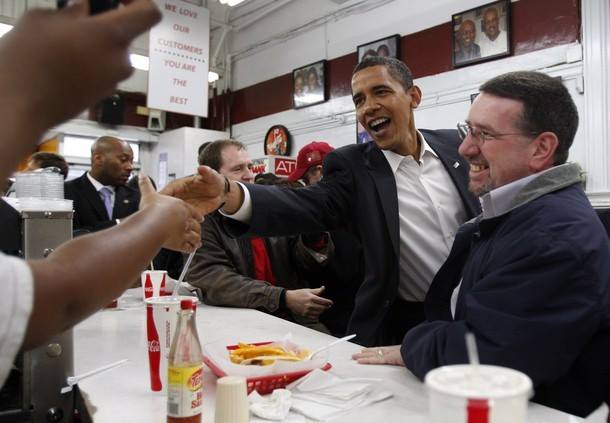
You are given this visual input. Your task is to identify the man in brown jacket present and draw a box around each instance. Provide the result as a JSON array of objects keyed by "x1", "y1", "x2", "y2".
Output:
[{"x1": 186, "y1": 140, "x2": 332, "y2": 331}]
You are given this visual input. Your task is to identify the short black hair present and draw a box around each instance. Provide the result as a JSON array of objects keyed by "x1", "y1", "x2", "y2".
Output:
[
  {"x1": 198, "y1": 139, "x2": 246, "y2": 171},
  {"x1": 29, "y1": 152, "x2": 69, "y2": 179},
  {"x1": 480, "y1": 71, "x2": 578, "y2": 165},
  {"x1": 352, "y1": 56, "x2": 413, "y2": 92}
]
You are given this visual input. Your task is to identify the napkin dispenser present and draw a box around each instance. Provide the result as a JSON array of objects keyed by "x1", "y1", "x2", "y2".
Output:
[{"x1": 0, "y1": 201, "x2": 75, "y2": 422}]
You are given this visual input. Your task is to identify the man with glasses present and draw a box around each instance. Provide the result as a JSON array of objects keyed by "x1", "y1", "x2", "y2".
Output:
[
  {"x1": 353, "y1": 71, "x2": 610, "y2": 417},
  {"x1": 164, "y1": 56, "x2": 480, "y2": 347}
]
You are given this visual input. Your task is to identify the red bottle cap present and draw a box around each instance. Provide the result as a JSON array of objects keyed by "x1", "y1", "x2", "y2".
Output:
[{"x1": 180, "y1": 298, "x2": 197, "y2": 310}]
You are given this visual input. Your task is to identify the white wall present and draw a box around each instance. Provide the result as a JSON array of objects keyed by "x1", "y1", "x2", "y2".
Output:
[{"x1": 150, "y1": 127, "x2": 228, "y2": 188}]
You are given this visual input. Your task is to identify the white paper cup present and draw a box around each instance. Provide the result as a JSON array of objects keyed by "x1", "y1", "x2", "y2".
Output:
[
  {"x1": 141, "y1": 270, "x2": 168, "y2": 300},
  {"x1": 145, "y1": 295, "x2": 197, "y2": 392},
  {"x1": 425, "y1": 364, "x2": 532, "y2": 423},
  {"x1": 214, "y1": 376, "x2": 249, "y2": 423}
]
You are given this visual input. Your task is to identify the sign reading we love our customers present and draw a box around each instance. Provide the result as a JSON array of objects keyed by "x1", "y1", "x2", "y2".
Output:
[{"x1": 148, "y1": 0, "x2": 209, "y2": 117}]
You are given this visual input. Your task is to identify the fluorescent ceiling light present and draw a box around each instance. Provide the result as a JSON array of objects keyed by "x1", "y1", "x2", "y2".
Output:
[
  {"x1": 219, "y1": 0, "x2": 245, "y2": 6},
  {"x1": 0, "y1": 23, "x2": 13, "y2": 37},
  {"x1": 130, "y1": 53, "x2": 150, "y2": 71},
  {"x1": 208, "y1": 71, "x2": 220, "y2": 83}
]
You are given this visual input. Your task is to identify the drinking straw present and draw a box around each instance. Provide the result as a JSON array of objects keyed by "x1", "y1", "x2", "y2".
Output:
[
  {"x1": 171, "y1": 250, "x2": 196, "y2": 297},
  {"x1": 465, "y1": 332, "x2": 480, "y2": 378}
]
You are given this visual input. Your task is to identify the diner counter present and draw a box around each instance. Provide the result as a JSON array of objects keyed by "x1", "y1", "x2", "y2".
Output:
[{"x1": 74, "y1": 302, "x2": 586, "y2": 423}]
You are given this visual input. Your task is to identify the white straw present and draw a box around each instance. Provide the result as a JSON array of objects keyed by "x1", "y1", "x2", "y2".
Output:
[
  {"x1": 171, "y1": 251, "x2": 196, "y2": 297},
  {"x1": 61, "y1": 359, "x2": 129, "y2": 394},
  {"x1": 465, "y1": 332, "x2": 480, "y2": 368}
]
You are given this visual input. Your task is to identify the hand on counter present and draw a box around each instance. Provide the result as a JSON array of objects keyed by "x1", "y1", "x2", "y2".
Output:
[
  {"x1": 352, "y1": 345, "x2": 405, "y2": 366},
  {"x1": 286, "y1": 286, "x2": 333, "y2": 320},
  {"x1": 139, "y1": 175, "x2": 202, "y2": 253}
]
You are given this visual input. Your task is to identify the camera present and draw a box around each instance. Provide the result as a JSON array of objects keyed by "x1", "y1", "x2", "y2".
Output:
[{"x1": 57, "y1": 0, "x2": 120, "y2": 15}]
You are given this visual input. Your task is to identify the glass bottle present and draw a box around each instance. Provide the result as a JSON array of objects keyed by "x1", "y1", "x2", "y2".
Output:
[{"x1": 167, "y1": 298, "x2": 203, "y2": 423}]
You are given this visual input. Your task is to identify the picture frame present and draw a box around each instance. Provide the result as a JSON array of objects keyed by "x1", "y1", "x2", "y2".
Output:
[
  {"x1": 357, "y1": 34, "x2": 400, "y2": 63},
  {"x1": 355, "y1": 34, "x2": 400, "y2": 143},
  {"x1": 451, "y1": 0, "x2": 510, "y2": 68},
  {"x1": 264, "y1": 125, "x2": 292, "y2": 156},
  {"x1": 357, "y1": 122, "x2": 374, "y2": 145},
  {"x1": 292, "y1": 60, "x2": 327, "y2": 109}
]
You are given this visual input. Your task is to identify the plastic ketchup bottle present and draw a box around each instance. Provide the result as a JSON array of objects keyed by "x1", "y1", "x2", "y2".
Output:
[{"x1": 167, "y1": 298, "x2": 203, "y2": 423}]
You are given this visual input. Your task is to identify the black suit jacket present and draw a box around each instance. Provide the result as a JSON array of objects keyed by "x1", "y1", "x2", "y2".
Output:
[
  {"x1": 225, "y1": 129, "x2": 480, "y2": 346},
  {"x1": 64, "y1": 173, "x2": 140, "y2": 234}
]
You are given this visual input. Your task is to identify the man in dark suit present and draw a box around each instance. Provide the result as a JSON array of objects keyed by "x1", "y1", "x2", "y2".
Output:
[
  {"x1": 163, "y1": 56, "x2": 480, "y2": 347},
  {"x1": 65, "y1": 136, "x2": 139, "y2": 234}
]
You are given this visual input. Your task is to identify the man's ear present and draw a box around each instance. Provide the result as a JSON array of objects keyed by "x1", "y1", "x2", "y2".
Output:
[
  {"x1": 410, "y1": 86, "x2": 422, "y2": 108},
  {"x1": 530, "y1": 132, "x2": 559, "y2": 171}
]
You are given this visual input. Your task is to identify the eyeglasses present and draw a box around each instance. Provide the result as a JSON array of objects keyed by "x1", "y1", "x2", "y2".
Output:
[{"x1": 456, "y1": 122, "x2": 538, "y2": 146}]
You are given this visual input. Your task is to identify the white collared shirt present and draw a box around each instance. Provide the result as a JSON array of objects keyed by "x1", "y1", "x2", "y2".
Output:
[
  {"x1": 383, "y1": 131, "x2": 467, "y2": 301},
  {"x1": 86, "y1": 172, "x2": 116, "y2": 210}
]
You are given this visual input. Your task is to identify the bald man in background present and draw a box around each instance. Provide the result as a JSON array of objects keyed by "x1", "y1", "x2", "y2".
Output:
[
  {"x1": 455, "y1": 19, "x2": 480, "y2": 63},
  {"x1": 65, "y1": 136, "x2": 140, "y2": 233}
]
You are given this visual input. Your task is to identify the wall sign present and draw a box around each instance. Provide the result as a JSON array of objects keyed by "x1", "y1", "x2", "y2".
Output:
[
  {"x1": 264, "y1": 125, "x2": 292, "y2": 156},
  {"x1": 148, "y1": 0, "x2": 209, "y2": 117}
]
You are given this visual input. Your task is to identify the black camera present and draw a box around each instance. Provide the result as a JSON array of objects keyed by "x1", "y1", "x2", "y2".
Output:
[{"x1": 57, "y1": 0, "x2": 120, "y2": 15}]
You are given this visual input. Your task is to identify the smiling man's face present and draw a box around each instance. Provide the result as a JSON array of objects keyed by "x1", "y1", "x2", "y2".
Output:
[{"x1": 351, "y1": 65, "x2": 421, "y2": 155}]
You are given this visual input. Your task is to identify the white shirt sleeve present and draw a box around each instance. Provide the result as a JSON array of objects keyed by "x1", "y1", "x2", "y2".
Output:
[
  {"x1": 0, "y1": 254, "x2": 34, "y2": 387},
  {"x1": 218, "y1": 181, "x2": 252, "y2": 222}
]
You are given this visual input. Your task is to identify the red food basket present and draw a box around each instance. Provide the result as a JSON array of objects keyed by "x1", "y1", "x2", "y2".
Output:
[{"x1": 203, "y1": 342, "x2": 332, "y2": 395}]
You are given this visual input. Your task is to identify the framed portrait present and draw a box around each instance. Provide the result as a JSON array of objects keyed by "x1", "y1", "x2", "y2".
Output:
[
  {"x1": 293, "y1": 60, "x2": 327, "y2": 109},
  {"x1": 264, "y1": 125, "x2": 292, "y2": 156},
  {"x1": 357, "y1": 122, "x2": 374, "y2": 144},
  {"x1": 452, "y1": 0, "x2": 510, "y2": 68},
  {"x1": 357, "y1": 34, "x2": 400, "y2": 63}
]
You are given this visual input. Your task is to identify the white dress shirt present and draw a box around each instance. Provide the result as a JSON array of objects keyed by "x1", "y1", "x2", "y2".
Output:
[
  {"x1": 383, "y1": 132, "x2": 467, "y2": 301},
  {"x1": 86, "y1": 172, "x2": 116, "y2": 210}
]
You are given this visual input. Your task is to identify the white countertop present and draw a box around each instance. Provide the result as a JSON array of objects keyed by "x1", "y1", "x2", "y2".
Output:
[{"x1": 73, "y1": 300, "x2": 587, "y2": 423}]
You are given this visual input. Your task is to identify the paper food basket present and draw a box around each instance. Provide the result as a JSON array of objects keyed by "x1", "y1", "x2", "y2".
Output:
[{"x1": 203, "y1": 341, "x2": 332, "y2": 394}]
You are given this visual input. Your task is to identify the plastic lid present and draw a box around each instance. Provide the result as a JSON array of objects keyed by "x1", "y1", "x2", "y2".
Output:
[{"x1": 180, "y1": 298, "x2": 197, "y2": 310}]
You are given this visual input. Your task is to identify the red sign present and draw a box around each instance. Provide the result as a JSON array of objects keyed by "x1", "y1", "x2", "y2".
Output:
[{"x1": 274, "y1": 158, "x2": 296, "y2": 176}]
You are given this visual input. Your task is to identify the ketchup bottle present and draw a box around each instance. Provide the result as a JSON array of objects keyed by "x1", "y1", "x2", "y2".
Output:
[{"x1": 167, "y1": 298, "x2": 203, "y2": 423}]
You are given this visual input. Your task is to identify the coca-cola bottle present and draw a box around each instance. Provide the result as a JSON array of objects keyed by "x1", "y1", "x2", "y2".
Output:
[{"x1": 167, "y1": 298, "x2": 203, "y2": 423}]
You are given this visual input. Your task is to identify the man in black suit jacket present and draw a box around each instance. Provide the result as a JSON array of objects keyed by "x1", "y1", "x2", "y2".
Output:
[
  {"x1": 65, "y1": 136, "x2": 139, "y2": 234},
  {"x1": 164, "y1": 57, "x2": 480, "y2": 346}
]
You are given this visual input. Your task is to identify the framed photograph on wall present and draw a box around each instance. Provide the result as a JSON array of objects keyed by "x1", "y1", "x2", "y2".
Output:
[
  {"x1": 357, "y1": 34, "x2": 400, "y2": 63},
  {"x1": 451, "y1": 0, "x2": 510, "y2": 68},
  {"x1": 293, "y1": 60, "x2": 327, "y2": 109},
  {"x1": 357, "y1": 122, "x2": 374, "y2": 144}
]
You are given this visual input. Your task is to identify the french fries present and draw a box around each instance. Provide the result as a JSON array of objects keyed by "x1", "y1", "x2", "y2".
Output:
[{"x1": 230, "y1": 343, "x2": 310, "y2": 366}]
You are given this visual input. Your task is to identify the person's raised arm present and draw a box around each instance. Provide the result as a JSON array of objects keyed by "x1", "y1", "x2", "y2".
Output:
[
  {"x1": 0, "y1": 0, "x2": 160, "y2": 184},
  {"x1": 23, "y1": 175, "x2": 201, "y2": 349},
  {"x1": 160, "y1": 165, "x2": 246, "y2": 216}
]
